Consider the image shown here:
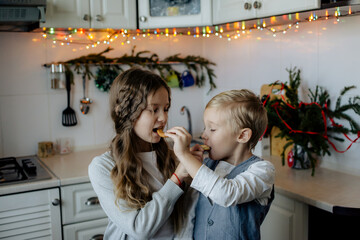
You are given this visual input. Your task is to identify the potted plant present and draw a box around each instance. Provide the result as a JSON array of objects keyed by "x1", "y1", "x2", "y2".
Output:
[{"x1": 262, "y1": 67, "x2": 360, "y2": 175}]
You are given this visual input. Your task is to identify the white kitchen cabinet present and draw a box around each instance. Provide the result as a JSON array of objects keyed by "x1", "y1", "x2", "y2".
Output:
[
  {"x1": 41, "y1": 0, "x2": 137, "y2": 29},
  {"x1": 61, "y1": 182, "x2": 107, "y2": 240},
  {"x1": 63, "y1": 218, "x2": 108, "y2": 240},
  {"x1": 0, "y1": 188, "x2": 62, "y2": 239},
  {"x1": 261, "y1": 192, "x2": 308, "y2": 240},
  {"x1": 213, "y1": 0, "x2": 321, "y2": 25},
  {"x1": 138, "y1": 0, "x2": 212, "y2": 29}
]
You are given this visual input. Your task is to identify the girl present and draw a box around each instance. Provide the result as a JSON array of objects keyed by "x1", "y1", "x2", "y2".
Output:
[{"x1": 88, "y1": 67, "x2": 191, "y2": 239}]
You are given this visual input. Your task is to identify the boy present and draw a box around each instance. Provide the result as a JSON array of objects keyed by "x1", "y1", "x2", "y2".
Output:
[{"x1": 167, "y1": 89, "x2": 275, "y2": 240}]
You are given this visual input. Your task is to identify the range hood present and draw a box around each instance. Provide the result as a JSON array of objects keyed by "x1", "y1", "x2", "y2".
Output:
[{"x1": 0, "y1": 0, "x2": 46, "y2": 32}]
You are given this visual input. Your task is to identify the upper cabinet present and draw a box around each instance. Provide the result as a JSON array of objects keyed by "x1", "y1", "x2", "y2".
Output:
[
  {"x1": 41, "y1": 0, "x2": 137, "y2": 29},
  {"x1": 213, "y1": 0, "x2": 321, "y2": 25},
  {"x1": 138, "y1": 0, "x2": 212, "y2": 29}
]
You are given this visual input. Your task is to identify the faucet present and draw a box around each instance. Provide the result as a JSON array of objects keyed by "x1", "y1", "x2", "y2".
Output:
[{"x1": 180, "y1": 106, "x2": 192, "y2": 136}]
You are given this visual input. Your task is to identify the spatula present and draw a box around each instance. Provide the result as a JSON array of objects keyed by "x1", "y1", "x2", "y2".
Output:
[{"x1": 62, "y1": 71, "x2": 77, "y2": 126}]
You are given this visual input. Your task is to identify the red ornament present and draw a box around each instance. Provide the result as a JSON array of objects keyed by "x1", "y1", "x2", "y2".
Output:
[{"x1": 287, "y1": 149, "x2": 294, "y2": 168}]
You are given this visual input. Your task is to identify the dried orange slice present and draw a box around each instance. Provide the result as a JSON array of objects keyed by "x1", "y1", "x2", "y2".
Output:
[
  {"x1": 157, "y1": 129, "x2": 168, "y2": 138},
  {"x1": 200, "y1": 145, "x2": 211, "y2": 151}
]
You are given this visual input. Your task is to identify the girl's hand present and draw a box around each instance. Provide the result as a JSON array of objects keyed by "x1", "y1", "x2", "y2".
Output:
[
  {"x1": 190, "y1": 144, "x2": 205, "y2": 163},
  {"x1": 165, "y1": 126, "x2": 192, "y2": 158}
]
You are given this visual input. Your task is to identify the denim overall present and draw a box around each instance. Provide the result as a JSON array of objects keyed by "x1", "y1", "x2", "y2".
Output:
[{"x1": 193, "y1": 156, "x2": 274, "y2": 240}]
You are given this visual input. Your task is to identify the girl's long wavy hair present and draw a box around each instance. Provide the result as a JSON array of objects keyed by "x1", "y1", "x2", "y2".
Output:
[{"x1": 109, "y1": 67, "x2": 184, "y2": 231}]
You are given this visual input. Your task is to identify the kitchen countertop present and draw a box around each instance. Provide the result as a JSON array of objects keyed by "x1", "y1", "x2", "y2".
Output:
[
  {"x1": 264, "y1": 155, "x2": 360, "y2": 213},
  {"x1": 40, "y1": 148, "x2": 106, "y2": 186},
  {"x1": 44, "y1": 149, "x2": 360, "y2": 214},
  {"x1": 3, "y1": 148, "x2": 360, "y2": 214}
]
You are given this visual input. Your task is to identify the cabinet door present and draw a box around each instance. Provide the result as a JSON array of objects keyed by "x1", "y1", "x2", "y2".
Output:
[
  {"x1": 0, "y1": 188, "x2": 62, "y2": 239},
  {"x1": 41, "y1": 0, "x2": 90, "y2": 28},
  {"x1": 61, "y1": 182, "x2": 107, "y2": 225},
  {"x1": 261, "y1": 193, "x2": 308, "y2": 240},
  {"x1": 63, "y1": 217, "x2": 108, "y2": 240},
  {"x1": 90, "y1": 0, "x2": 137, "y2": 29},
  {"x1": 213, "y1": 0, "x2": 321, "y2": 25},
  {"x1": 257, "y1": 0, "x2": 320, "y2": 19},
  {"x1": 213, "y1": 0, "x2": 257, "y2": 25},
  {"x1": 138, "y1": 0, "x2": 212, "y2": 29}
]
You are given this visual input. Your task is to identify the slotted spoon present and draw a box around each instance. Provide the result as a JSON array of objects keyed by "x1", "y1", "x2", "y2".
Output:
[{"x1": 62, "y1": 71, "x2": 77, "y2": 126}]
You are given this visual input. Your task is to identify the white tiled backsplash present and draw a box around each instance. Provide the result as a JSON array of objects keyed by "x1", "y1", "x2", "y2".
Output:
[{"x1": 0, "y1": 15, "x2": 359, "y2": 175}]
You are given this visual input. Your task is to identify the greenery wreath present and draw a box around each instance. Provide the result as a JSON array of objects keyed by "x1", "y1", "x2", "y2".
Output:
[{"x1": 45, "y1": 46, "x2": 217, "y2": 92}]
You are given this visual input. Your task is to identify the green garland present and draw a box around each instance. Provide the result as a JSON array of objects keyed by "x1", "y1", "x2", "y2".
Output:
[
  {"x1": 94, "y1": 67, "x2": 118, "y2": 92},
  {"x1": 47, "y1": 46, "x2": 216, "y2": 92}
]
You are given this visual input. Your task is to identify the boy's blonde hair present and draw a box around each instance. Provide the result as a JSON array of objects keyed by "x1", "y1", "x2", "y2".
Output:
[{"x1": 206, "y1": 89, "x2": 267, "y2": 150}]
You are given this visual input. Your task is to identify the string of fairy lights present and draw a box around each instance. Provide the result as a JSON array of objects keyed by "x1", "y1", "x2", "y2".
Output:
[{"x1": 38, "y1": 6, "x2": 358, "y2": 50}]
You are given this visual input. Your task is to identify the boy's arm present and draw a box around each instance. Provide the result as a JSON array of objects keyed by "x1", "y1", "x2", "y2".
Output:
[
  {"x1": 191, "y1": 161, "x2": 275, "y2": 207},
  {"x1": 165, "y1": 127, "x2": 204, "y2": 178},
  {"x1": 176, "y1": 151, "x2": 203, "y2": 178}
]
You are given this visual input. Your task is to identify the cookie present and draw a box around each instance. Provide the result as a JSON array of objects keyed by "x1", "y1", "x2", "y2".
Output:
[
  {"x1": 157, "y1": 129, "x2": 168, "y2": 138},
  {"x1": 200, "y1": 145, "x2": 211, "y2": 151}
]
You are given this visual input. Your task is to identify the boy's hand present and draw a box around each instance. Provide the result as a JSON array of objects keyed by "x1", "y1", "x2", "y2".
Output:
[
  {"x1": 165, "y1": 126, "x2": 192, "y2": 159},
  {"x1": 174, "y1": 162, "x2": 189, "y2": 180},
  {"x1": 166, "y1": 127, "x2": 203, "y2": 179}
]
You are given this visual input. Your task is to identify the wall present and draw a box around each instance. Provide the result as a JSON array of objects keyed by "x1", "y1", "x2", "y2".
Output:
[
  {"x1": 0, "y1": 14, "x2": 359, "y2": 175},
  {"x1": 0, "y1": 33, "x2": 206, "y2": 158},
  {"x1": 202, "y1": 15, "x2": 360, "y2": 175}
]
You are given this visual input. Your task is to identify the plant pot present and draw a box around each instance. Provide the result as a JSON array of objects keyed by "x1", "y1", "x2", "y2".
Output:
[{"x1": 287, "y1": 144, "x2": 311, "y2": 169}]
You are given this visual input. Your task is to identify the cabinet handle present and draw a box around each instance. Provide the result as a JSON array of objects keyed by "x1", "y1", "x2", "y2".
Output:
[
  {"x1": 244, "y1": 2, "x2": 252, "y2": 10},
  {"x1": 52, "y1": 198, "x2": 60, "y2": 206},
  {"x1": 139, "y1": 16, "x2": 147, "y2": 22},
  {"x1": 89, "y1": 234, "x2": 103, "y2": 240},
  {"x1": 96, "y1": 15, "x2": 103, "y2": 22},
  {"x1": 85, "y1": 197, "x2": 100, "y2": 206},
  {"x1": 83, "y1": 14, "x2": 90, "y2": 21},
  {"x1": 253, "y1": 1, "x2": 262, "y2": 9}
]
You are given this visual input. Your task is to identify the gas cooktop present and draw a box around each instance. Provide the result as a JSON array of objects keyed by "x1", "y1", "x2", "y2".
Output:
[{"x1": 0, "y1": 156, "x2": 52, "y2": 186}]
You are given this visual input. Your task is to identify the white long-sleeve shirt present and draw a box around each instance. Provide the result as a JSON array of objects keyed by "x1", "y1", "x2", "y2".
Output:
[
  {"x1": 88, "y1": 151, "x2": 189, "y2": 240},
  {"x1": 191, "y1": 158, "x2": 275, "y2": 207}
]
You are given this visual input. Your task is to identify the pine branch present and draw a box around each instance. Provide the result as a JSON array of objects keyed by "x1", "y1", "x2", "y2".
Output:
[
  {"x1": 46, "y1": 46, "x2": 217, "y2": 91},
  {"x1": 264, "y1": 66, "x2": 360, "y2": 176}
]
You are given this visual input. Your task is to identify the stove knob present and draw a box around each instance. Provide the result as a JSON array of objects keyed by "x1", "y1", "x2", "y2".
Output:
[
  {"x1": 22, "y1": 159, "x2": 37, "y2": 175},
  {"x1": 52, "y1": 198, "x2": 60, "y2": 206}
]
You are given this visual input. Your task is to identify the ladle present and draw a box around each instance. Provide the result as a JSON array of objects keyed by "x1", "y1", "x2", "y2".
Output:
[{"x1": 80, "y1": 74, "x2": 92, "y2": 115}]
